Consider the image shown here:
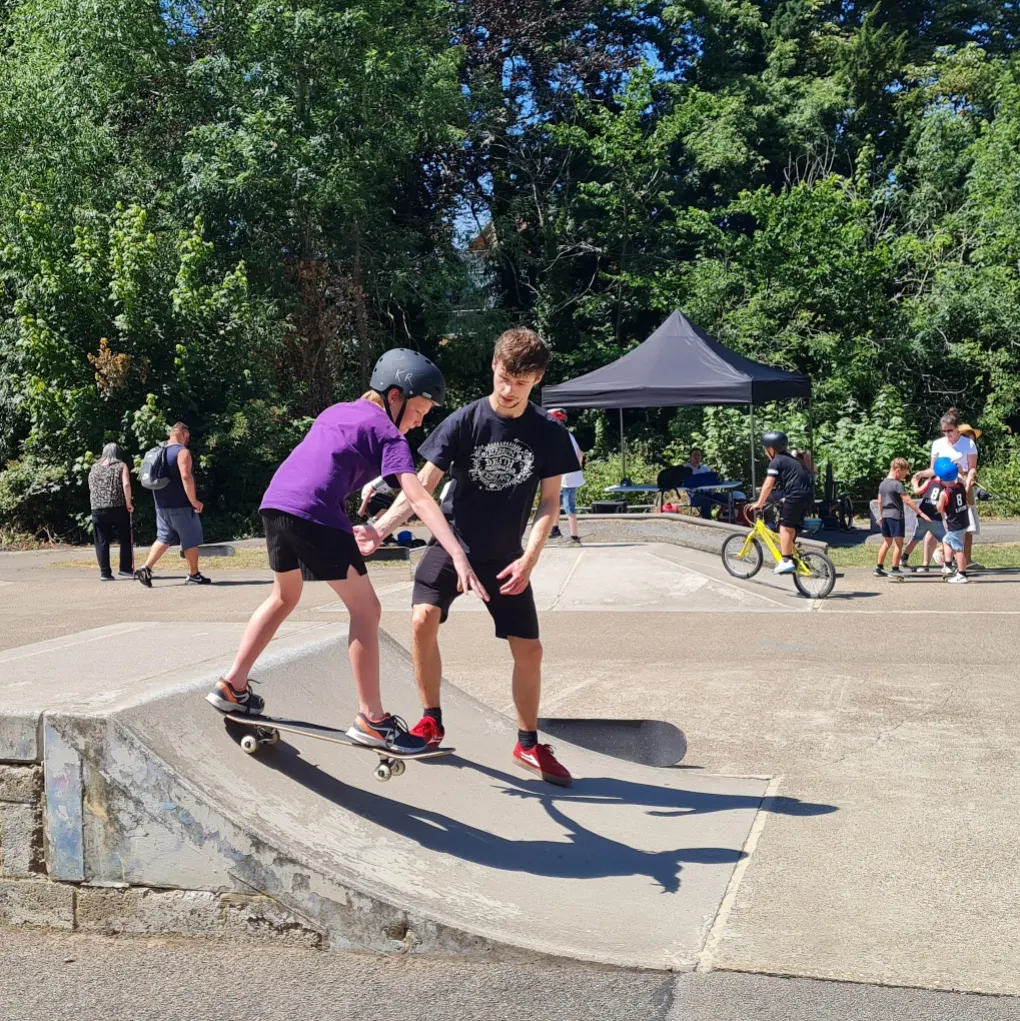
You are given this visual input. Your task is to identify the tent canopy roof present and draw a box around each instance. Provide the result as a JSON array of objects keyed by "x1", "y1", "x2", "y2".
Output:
[{"x1": 541, "y1": 310, "x2": 811, "y2": 409}]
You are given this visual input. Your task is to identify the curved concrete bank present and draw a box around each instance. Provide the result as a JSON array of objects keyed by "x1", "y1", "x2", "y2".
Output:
[{"x1": 0, "y1": 622, "x2": 770, "y2": 967}]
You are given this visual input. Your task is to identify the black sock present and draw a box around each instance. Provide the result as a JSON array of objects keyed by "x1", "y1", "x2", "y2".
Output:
[
  {"x1": 424, "y1": 707, "x2": 443, "y2": 729},
  {"x1": 518, "y1": 729, "x2": 538, "y2": 750}
]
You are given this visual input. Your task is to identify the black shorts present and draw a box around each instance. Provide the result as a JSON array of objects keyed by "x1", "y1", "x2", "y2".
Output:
[
  {"x1": 779, "y1": 497, "x2": 812, "y2": 530},
  {"x1": 261, "y1": 510, "x2": 367, "y2": 581},
  {"x1": 880, "y1": 518, "x2": 905, "y2": 539},
  {"x1": 411, "y1": 544, "x2": 539, "y2": 641}
]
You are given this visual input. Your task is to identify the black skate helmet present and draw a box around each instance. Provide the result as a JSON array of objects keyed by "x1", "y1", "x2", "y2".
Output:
[
  {"x1": 369, "y1": 348, "x2": 446, "y2": 426},
  {"x1": 761, "y1": 430, "x2": 788, "y2": 453}
]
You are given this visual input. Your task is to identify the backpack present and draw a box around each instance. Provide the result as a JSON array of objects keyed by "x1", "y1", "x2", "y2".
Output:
[{"x1": 139, "y1": 443, "x2": 170, "y2": 490}]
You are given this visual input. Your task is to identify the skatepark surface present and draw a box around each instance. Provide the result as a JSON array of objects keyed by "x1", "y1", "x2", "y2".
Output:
[{"x1": 2, "y1": 538, "x2": 1020, "y2": 1005}]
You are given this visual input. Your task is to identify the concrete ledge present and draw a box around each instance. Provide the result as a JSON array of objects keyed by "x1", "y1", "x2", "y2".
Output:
[
  {"x1": 563, "y1": 513, "x2": 830, "y2": 555},
  {"x1": 76, "y1": 886, "x2": 325, "y2": 947}
]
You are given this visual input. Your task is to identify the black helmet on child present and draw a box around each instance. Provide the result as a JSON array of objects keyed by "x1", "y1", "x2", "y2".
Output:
[
  {"x1": 369, "y1": 348, "x2": 446, "y2": 407},
  {"x1": 761, "y1": 430, "x2": 788, "y2": 453}
]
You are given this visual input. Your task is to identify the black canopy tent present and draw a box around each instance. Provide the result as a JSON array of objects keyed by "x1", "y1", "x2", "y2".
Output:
[{"x1": 541, "y1": 310, "x2": 813, "y2": 491}]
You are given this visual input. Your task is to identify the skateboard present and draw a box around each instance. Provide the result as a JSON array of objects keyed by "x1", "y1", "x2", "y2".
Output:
[
  {"x1": 223, "y1": 713, "x2": 454, "y2": 782},
  {"x1": 179, "y1": 543, "x2": 236, "y2": 559},
  {"x1": 537, "y1": 718, "x2": 687, "y2": 767}
]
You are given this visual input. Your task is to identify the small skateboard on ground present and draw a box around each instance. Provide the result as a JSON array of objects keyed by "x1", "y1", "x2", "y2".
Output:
[
  {"x1": 223, "y1": 713, "x2": 454, "y2": 782},
  {"x1": 179, "y1": 543, "x2": 236, "y2": 559},
  {"x1": 537, "y1": 718, "x2": 687, "y2": 767}
]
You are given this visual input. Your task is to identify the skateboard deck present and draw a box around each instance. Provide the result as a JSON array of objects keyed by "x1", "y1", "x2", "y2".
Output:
[
  {"x1": 179, "y1": 543, "x2": 236, "y2": 559},
  {"x1": 537, "y1": 718, "x2": 687, "y2": 767},
  {"x1": 223, "y1": 713, "x2": 454, "y2": 782}
]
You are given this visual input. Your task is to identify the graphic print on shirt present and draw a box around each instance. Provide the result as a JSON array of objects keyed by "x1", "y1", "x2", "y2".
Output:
[{"x1": 469, "y1": 440, "x2": 536, "y2": 492}]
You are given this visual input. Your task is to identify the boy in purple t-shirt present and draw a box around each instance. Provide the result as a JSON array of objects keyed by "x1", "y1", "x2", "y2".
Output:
[{"x1": 206, "y1": 349, "x2": 487, "y2": 754}]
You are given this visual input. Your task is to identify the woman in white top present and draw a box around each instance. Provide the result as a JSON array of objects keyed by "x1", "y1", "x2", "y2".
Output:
[
  {"x1": 549, "y1": 409, "x2": 584, "y2": 543},
  {"x1": 929, "y1": 407, "x2": 979, "y2": 567}
]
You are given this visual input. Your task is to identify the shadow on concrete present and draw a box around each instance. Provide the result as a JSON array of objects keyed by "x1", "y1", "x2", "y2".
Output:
[{"x1": 251, "y1": 741, "x2": 835, "y2": 894}]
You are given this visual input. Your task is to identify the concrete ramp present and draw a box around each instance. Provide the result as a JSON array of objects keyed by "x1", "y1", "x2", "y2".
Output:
[{"x1": 2, "y1": 623, "x2": 770, "y2": 967}]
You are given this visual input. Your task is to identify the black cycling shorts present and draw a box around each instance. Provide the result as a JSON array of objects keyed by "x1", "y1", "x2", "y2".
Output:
[
  {"x1": 261, "y1": 510, "x2": 367, "y2": 581},
  {"x1": 411, "y1": 544, "x2": 539, "y2": 641},
  {"x1": 779, "y1": 497, "x2": 813, "y2": 530}
]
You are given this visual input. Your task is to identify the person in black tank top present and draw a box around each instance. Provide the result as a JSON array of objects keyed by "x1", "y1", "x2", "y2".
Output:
[{"x1": 938, "y1": 479, "x2": 970, "y2": 582}]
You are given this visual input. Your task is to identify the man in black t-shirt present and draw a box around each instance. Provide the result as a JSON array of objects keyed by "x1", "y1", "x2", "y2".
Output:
[
  {"x1": 749, "y1": 430, "x2": 814, "y2": 575},
  {"x1": 360, "y1": 329, "x2": 580, "y2": 785}
]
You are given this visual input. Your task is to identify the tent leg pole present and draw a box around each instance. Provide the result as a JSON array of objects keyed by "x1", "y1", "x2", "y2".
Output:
[
  {"x1": 619, "y1": 408, "x2": 627, "y2": 482},
  {"x1": 749, "y1": 405, "x2": 756, "y2": 495}
]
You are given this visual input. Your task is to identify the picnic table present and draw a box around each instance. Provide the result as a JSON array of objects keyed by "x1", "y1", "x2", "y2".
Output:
[{"x1": 604, "y1": 480, "x2": 744, "y2": 519}]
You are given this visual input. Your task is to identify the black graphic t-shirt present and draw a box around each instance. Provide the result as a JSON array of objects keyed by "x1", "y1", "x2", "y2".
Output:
[{"x1": 418, "y1": 398, "x2": 580, "y2": 561}]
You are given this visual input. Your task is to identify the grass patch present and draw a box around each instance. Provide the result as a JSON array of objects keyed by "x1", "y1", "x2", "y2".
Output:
[{"x1": 828, "y1": 542, "x2": 1020, "y2": 569}]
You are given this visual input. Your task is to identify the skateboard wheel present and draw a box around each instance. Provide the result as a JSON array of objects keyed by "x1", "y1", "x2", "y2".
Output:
[
  {"x1": 240, "y1": 734, "x2": 259, "y2": 755},
  {"x1": 390, "y1": 759, "x2": 406, "y2": 777},
  {"x1": 374, "y1": 763, "x2": 392, "y2": 783}
]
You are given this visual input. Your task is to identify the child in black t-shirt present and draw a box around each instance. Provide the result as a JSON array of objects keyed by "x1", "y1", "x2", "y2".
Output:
[{"x1": 748, "y1": 430, "x2": 814, "y2": 575}]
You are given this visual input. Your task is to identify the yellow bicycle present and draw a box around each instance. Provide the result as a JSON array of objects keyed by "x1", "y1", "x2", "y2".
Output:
[{"x1": 721, "y1": 514, "x2": 836, "y2": 599}]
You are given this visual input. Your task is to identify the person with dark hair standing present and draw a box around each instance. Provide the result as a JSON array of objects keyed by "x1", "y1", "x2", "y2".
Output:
[
  {"x1": 87, "y1": 442, "x2": 134, "y2": 580},
  {"x1": 361, "y1": 328, "x2": 581, "y2": 785},
  {"x1": 134, "y1": 422, "x2": 211, "y2": 587}
]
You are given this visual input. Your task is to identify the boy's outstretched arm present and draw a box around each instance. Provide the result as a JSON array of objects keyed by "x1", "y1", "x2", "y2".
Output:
[
  {"x1": 356, "y1": 462, "x2": 445, "y2": 553},
  {"x1": 750, "y1": 475, "x2": 776, "y2": 511}
]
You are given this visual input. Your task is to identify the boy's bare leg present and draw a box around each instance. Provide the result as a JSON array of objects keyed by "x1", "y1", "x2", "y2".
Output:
[
  {"x1": 779, "y1": 524, "x2": 796, "y2": 558},
  {"x1": 568, "y1": 512, "x2": 579, "y2": 538},
  {"x1": 507, "y1": 636, "x2": 543, "y2": 731},
  {"x1": 964, "y1": 531, "x2": 974, "y2": 566},
  {"x1": 876, "y1": 537, "x2": 890, "y2": 568},
  {"x1": 891, "y1": 537, "x2": 903, "y2": 568},
  {"x1": 923, "y1": 532, "x2": 938, "y2": 565},
  {"x1": 327, "y1": 570, "x2": 383, "y2": 719},
  {"x1": 223, "y1": 570, "x2": 303, "y2": 688},
  {"x1": 411, "y1": 604, "x2": 444, "y2": 710}
]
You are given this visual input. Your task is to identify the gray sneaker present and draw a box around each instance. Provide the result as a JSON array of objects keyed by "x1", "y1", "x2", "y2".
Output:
[{"x1": 346, "y1": 713, "x2": 427, "y2": 754}]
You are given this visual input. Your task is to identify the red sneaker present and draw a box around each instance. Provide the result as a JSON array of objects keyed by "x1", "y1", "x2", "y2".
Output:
[
  {"x1": 409, "y1": 715, "x2": 445, "y2": 749},
  {"x1": 512, "y1": 742, "x2": 572, "y2": 787}
]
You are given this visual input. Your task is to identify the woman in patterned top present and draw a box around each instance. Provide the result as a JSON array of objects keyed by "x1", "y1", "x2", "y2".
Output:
[{"x1": 87, "y1": 443, "x2": 134, "y2": 580}]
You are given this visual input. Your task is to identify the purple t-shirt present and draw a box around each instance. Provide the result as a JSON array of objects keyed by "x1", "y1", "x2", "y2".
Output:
[{"x1": 260, "y1": 400, "x2": 415, "y2": 532}]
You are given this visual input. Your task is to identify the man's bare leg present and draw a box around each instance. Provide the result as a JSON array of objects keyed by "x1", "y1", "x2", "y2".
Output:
[
  {"x1": 143, "y1": 540, "x2": 169, "y2": 570},
  {"x1": 508, "y1": 636, "x2": 543, "y2": 731},
  {"x1": 411, "y1": 603, "x2": 443, "y2": 710},
  {"x1": 184, "y1": 546, "x2": 200, "y2": 575}
]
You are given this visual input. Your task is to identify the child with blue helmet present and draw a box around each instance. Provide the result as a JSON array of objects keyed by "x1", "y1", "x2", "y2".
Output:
[{"x1": 934, "y1": 457, "x2": 970, "y2": 583}]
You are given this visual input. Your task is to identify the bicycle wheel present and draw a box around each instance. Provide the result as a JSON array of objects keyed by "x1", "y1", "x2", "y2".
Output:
[
  {"x1": 721, "y1": 533, "x2": 764, "y2": 579},
  {"x1": 793, "y1": 550, "x2": 836, "y2": 599}
]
